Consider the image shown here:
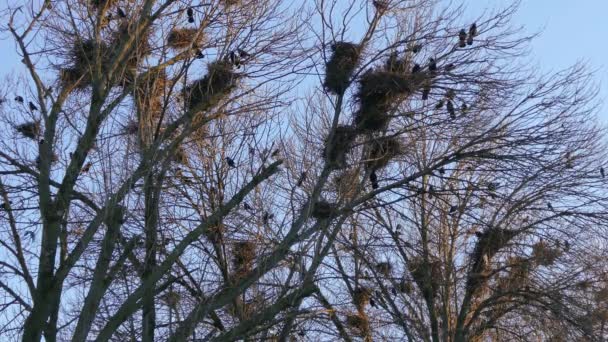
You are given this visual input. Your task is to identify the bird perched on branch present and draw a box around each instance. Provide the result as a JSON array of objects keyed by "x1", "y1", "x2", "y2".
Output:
[
  {"x1": 459, "y1": 29, "x2": 467, "y2": 48},
  {"x1": 15, "y1": 95, "x2": 24, "y2": 103},
  {"x1": 117, "y1": 7, "x2": 126, "y2": 18},
  {"x1": 428, "y1": 58, "x2": 437, "y2": 72},
  {"x1": 186, "y1": 7, "x2": 194, "y2": 23},
  {"x1": 447, "y1": 101, "x2": 455, "y2": 119},
  {"x1": 29, "y1": 102, "x2": 38, "y2": 111},
  {"x1": 370, "y1": 170, "x2": 379, "y2": 189},
  {"x1": 226, "y1": 157, "x2": 236, "y2": 168},
  {"x1": 601, "y1": 167, "x2": 605, "y2": 179},
  {"x1": 411, "y1": 64, "x2": 421, "y2": 73}
]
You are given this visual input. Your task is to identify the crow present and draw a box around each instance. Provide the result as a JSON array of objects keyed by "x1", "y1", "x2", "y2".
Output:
[
  {"x1": 195, "y1": 49, "x2": 205, "y2": 59},
  {"x1": 15, "y1": 96, "x2": 24, "y2": 103},
  {"x1": 422, "y1": 84, "x2": 431, "y2": 100},
  {"x1": 459, "y1": 29, "x2": 467, "y2": 47},
  {"x1": 29, "y1": 102, "x2": 38, "y2": 111},
  {"x1": 226, "y1": 157, "x2": 236, "y2": 168},
  {"x1": 467, "y1": 34, "x2": 474, "y2": 46},
  {"x1": 229, "y1": 51, "x2": 240, "y2": 68},
  {"x1": 445, "y1": 63, "x2": 455, "y2": 71},
  {"x1": 369, "y1": 298, "x2": 376, "y2": 307},
  {"x1": 410, "y1": 44, "x2": 422, "y2": 54},
  {"x1": 438, "y1": 167, "x2": 445, "y2": 175},
  {"x1": 428, "y1": 58, "x2": 437, "y2": 72},
  {"x1": 188, "y1": 16, "x2": 194, "y2": 23},
  {"x1": 237, "y1": 48, "x2": 251, "y2": 59},
  {"x1": 447, "y1": 100, "x2": 455, "y2": 119},
  {"x1": 449, "y1": 205, "x2": 458, "y2": 213},
  {"x1": 296, "y1": 171, "x2": 307, "y2": 187},
  {"x1": 601, "y1": 167, "x2": 605, "y2": 179},
  {"x1": 435, "y1": 100, "x2": 444, "y2": 109},
  {"x1": 187, "y1": 7, "x2": 193, "y2": 17},
  {"x1": 547, "y1": 202, "x2": 553, "y2": 210},
  {"x1": 469, "y1": 23, "x2": 478, "y2": 37},
  {"x1": 117, "y1": 7, "x2": 126, "y2": 18},
  {"x1": 243, "y1": 202, "x2": 252, "y2": 210},
  {"x1": 411, "y1": 64, "x2": 421, "y2": 73},
  {"x1": 370, "y1": 170, "x2": 379, "y2": 189}
]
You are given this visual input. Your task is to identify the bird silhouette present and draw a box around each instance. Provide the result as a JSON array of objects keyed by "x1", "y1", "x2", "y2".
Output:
[
  {"x1": 601, "y1": 167, "x2": 605, "y2": 178},
  {"x1": 29, "y1": 102, "x2": 38, "y2": 111},
  {"x1": 449, "y1": 205, "x2": 458, "y2": 213},
  {"x1": 435, "y1": 100, "x2": 444, "y2": 109},
  {"x1": 428, "y1": 58, "x2": 437, "y2": 72},
  {"x1": 411, "y1": 44, "x2": 422, "y2": 53},
  {"x1": 459, "y1": 29, "x2": 467, "y2": 48},
  {"x1": 469, "y1": 23, "x2": 478, "y2": 37},
  {"x1": 117, "y1": 7, "x2": 126, "y2": 18},
  {"x1": 370, "y1": 170, "x2": 379, "y2": 189},
  {"x1": 188, "y1": 16, "x2": 194, "y2": 23},
  {"x1": 370, "y1": 298, "x2": 376, "y2": 307},
  {"x1": 243, "y1": 202, "x2": 252, "y2": 210},
  {"x1": 411, "y1": 64, "x2": 421, "y2": 73},
  {"x1": 422, "y1": 84, "x2": 431, "y2": 100},
  {"x1": 547, "y1": 202, "x2": 553, "y2": 210},
  {"x1": 296, "y1": 171, "x2": 307, "y2": 187},
  {"x1": 195, "y1": 49, "x2": 205, "y2": 59},
  {"x1": 187, "y1": 7, "x2": 193, "y2": 17},
  {"x1": 226, "y1": 157, "x2": 236, "y2": 168},
  {"x1": 15, "y1": 96, "x2": 24, "y2": 103},
  {"x1": 447, "y1": 101, "x2": 455, "y2": 119},
  {"x1": 237, "y1": 48, "x2": 251, "y2": 59}
]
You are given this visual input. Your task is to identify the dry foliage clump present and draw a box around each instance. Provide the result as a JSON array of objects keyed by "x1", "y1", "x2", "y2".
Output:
[
  {"x1": 133, "y1": 69, "x2": 168, "y2": 140},
  {"x1": 409, "y1": 256, "x2": 441, "y2": 298},
  {"x1": 187, "y1": 60, "x2": 238, "y2": 112},
  {"x1": 167, "y1": 28, "x2": 205, "y2": 50},
  {"x1": 333, "y1": 168, "x2": 360, "y2": 200},
  {"x1": 324, "y1": 42, "x2": 361, "y2": 95},
  {"x1": 366, "y1": 137, "x2": 401, "y2": 170},
  {"x1": 311, "y1": 200, "x2": 335, "y2": 219},
  {"x1": 173, "y1": 145, "x2": 189, "y2": 165},
  {"x1": 532, "y1": 240, "x2": 562, "y2": 266},
  {"x1": 204, "y1": 224, "x2": 225, "y2": 244},
  {"x1": 323, "y1": 125, "x2": 356, "y2": 168}
]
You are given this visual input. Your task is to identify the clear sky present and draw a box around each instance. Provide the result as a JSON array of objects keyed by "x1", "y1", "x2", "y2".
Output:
[{"x1": 1, "y1": 0, "x2": 606, "y2": 118}]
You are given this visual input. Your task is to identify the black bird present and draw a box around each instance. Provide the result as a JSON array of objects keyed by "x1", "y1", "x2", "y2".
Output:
[
  {"x1": 469, "y1": 23, "x2": 478, "y2": 37},
  {"x1": 229, "y1": 51, "x2": 240, "y2": 68},
  {"x1": 438, "y1": 167, "x2": 445, "y2": 175},
  {"x1": 564, "y1": 240, "x2": 570, "y2": 251},
  {"x1": 15, "y1": 96, "x2": 24, "y2": 103},
  {"x1": 369, "y1": 298, "x2": 376, "y2": 307},
  {"x1": 459, "y1": 29, "x2": 467, "y2": 48},
  {"x1": 467, "y1": 34, "x2": 474, "y2": 46},
  {"x1": 188, "y1": 16, "x2": 195, "y2": 23},
  {"x1": 422, "y1": 84, "x2": 431, "y2": 100},
  {"x1": 449, "y1": 205, "x2": 458, "y2": 213},
  {"x1": 547, "y1": 202, "x2": 553, "y2": 210},
  {"x1": 195, "y1": 49, "x2": 205, "y2": 59},
  {"x1": 243, "y1": 202, "x2": 252, "y2": 210},
  {"x1": 117, "y1": 7, "x2": 126, "y2": 18},
  {"x1": 271, "y1": 149, "x2": 280, "y2": 157},
  {"x1": 237, "y1": 48, "x2": 251, "y2": 59},
  {"x1": 474, "y1": 231, "x2": 483, "y2": 238},
  {"x1": 411, "y1": 64, "x2": 421, "y2": 73},
  {"x1": 391, "y1": 287, "x2": 397, "y2": 296},
  {"x1": 186, "y1": 7, "x2": 194, "y2": 17},
  {"x1": 435, "y1": 100, "x2": 444, "y2": 109},
  {"x1": 445, "y1": 63, "x2": 455, "y2": 71},
  {"x1": 29, "y1": 102, "x2": 38, "y2": 111},
  {"x1": 447, "y1": 100, "x2": 455, "y2": 119},
  {"x1": 411, "y1": 44, "x2": 422, "y2": 53},
  {"x1": 428, "y1": 58, "x2": 437, "y2": 72},
  {"x1": 601, "y1": 167, "x2": 605, "y2": 178},
  {"x1": 461, "y1": 103, "x2": 468, "y2": 115},
  {"x1": 370, "y1": 170, "x2": 379, "y2": 189},
  {"x1": 226, "y1": 157, "x2": 236, "y2": 168},
  {"x1": 296, "y1": 171, "x2": 307, "y2": 187}
]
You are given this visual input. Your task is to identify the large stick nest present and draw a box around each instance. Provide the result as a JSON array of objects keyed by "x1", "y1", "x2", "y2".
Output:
[
  {"x1": 332, "y1": 168, "x2": 360, "y2": 200},
  {"x1": 167, "y1": 28, "x2": 205, "y2": 50},
  {"x1": 187, "y1": 60, "x2": 239, "y2": 112},
  {"x1": 134, "y1": 69, "x2": 168, "y2": 139},
  {"x1": 323, "y1": 125, "x2": 357, "y2": 169},
  {"x1": 311, "y1": 200, "x2": 335, "y2": 219},
  {"x1": 365, "y1": 137, "x2": 401, "y2": 170},
  {"x1": 532, "y1": 240, "x2": 562, "y2": 267},
  {"x1": 323, "y1": 42, "x2": 361, "y2": 95}
]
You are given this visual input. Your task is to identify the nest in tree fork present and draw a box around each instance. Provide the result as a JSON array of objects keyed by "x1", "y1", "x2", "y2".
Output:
[
  {"x1": 408, "y1": 256, "x2": 441, "y2": 299},
  {"x1": 354, "y1": 70, "x2": 420, "y2": 132},
  {"x1": 187, "y1": 60, "x2": 238, "y2": 112},
  {"x1": 323, "y1": 42, "x2": 361, "y2": 95},
  {"x1": 60, "y1": 39, "x2": 109, "y2": 89},
  {"x1": 311, "y1": 200, "x2": 335, "y2": 219},
  {"x1": 134, "y1": 69, "x2": 168, "y2": 140},
  {"x1": 532, "y1": 241, "x2": 562, "y2": 267},
  {"x1": 16, "y1": 121, "x2": 41, "y2": 140},
  {"x1": 167, "y1": 28, "x2": 205, "y2": 50},
  {"x1": 323, "y1": 125, "x2": 356, "y2": 169},
  {"x1": 366, "y1": 137, "x2": 401, "y2": 171},
  {"x1": 353, "y1": 287, "x2": 371, "y2": 310},
  {"x1": 467, "y1": 228, "x2": 517, "y2": 291},
  {"x1": 346, "y1": 312, "x2": 371, "y2": 337}
]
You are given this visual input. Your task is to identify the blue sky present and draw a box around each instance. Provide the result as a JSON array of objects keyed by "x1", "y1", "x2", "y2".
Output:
[{"x1": 1, "y1": 0, "x2": 606, "y2": 118}]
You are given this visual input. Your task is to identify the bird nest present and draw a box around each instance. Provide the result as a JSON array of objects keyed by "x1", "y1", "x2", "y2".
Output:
[
  {"x1": 204, "y1": 224, "x2": 224, "y2": 244},
  {"x1": 366, "y1": 137, "x2": 401, "y2": 170},
  {"x1": 375, "y1": 262, "x2": 393, "y2": 277},
  {"x1": 233, "y1": 240, "x2": 256, "y2": 270},
  {"x1": 353, "y1": 287, "x2": 371, "y2": 310},
  {"x1": 346, "y1": 312, "x2": 370, "y2": 337},
  {"x1": 167, "y1": 28, "x2": 205, "y2": 50},
  {"x1": 532, "y1": 241, "x2": 562, "y2": 267},
  {"x1": 60, "y1": 39, "x2": 109, "y2": 89},
  {"x1": 323, "y1": 42, "x2": 361, "y2": 95},
  {"x1": 173, "y1": 145, "x2": 189, "y2": 165},
  {"x1": 474, "y1": 228, "x2": 517, "y2": 260},
  {"x1": 408, "y1": 256, "x2": 440, "y2": 298},
  {"x1": 16, "y1": 121, "x2": 41, "y2": 140},
  {"x1": 187, "y1": 60, "x2": 238, "y2": 112},
  {"x1": 311, "y1": 200, "x2": 335, "y2": 219},
  {"x1": 354, "y1": 70, "x2": 417, "y2": 132},
  {"x1": 332, "y1": 168, "x2": 360, "y2": 200},
  {"x1": 323, "y1": 125, "x2": 357, "y2": 169},
  {"x1": 134, "y1": 69, "x2": 168, "y2": 139}
]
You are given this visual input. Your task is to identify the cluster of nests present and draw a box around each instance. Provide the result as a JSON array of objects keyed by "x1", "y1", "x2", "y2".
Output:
[
  {"x1": 60, "y1": 21, "x2": 152, "y2": 90},
  {"x1": 232, "y1": 240, "x2": 256, "y2": 280}
]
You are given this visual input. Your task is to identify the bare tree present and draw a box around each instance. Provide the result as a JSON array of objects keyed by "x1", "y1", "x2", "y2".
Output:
[{"x1": 0, "y1": 0, "x2": 607, "y2": 341}]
